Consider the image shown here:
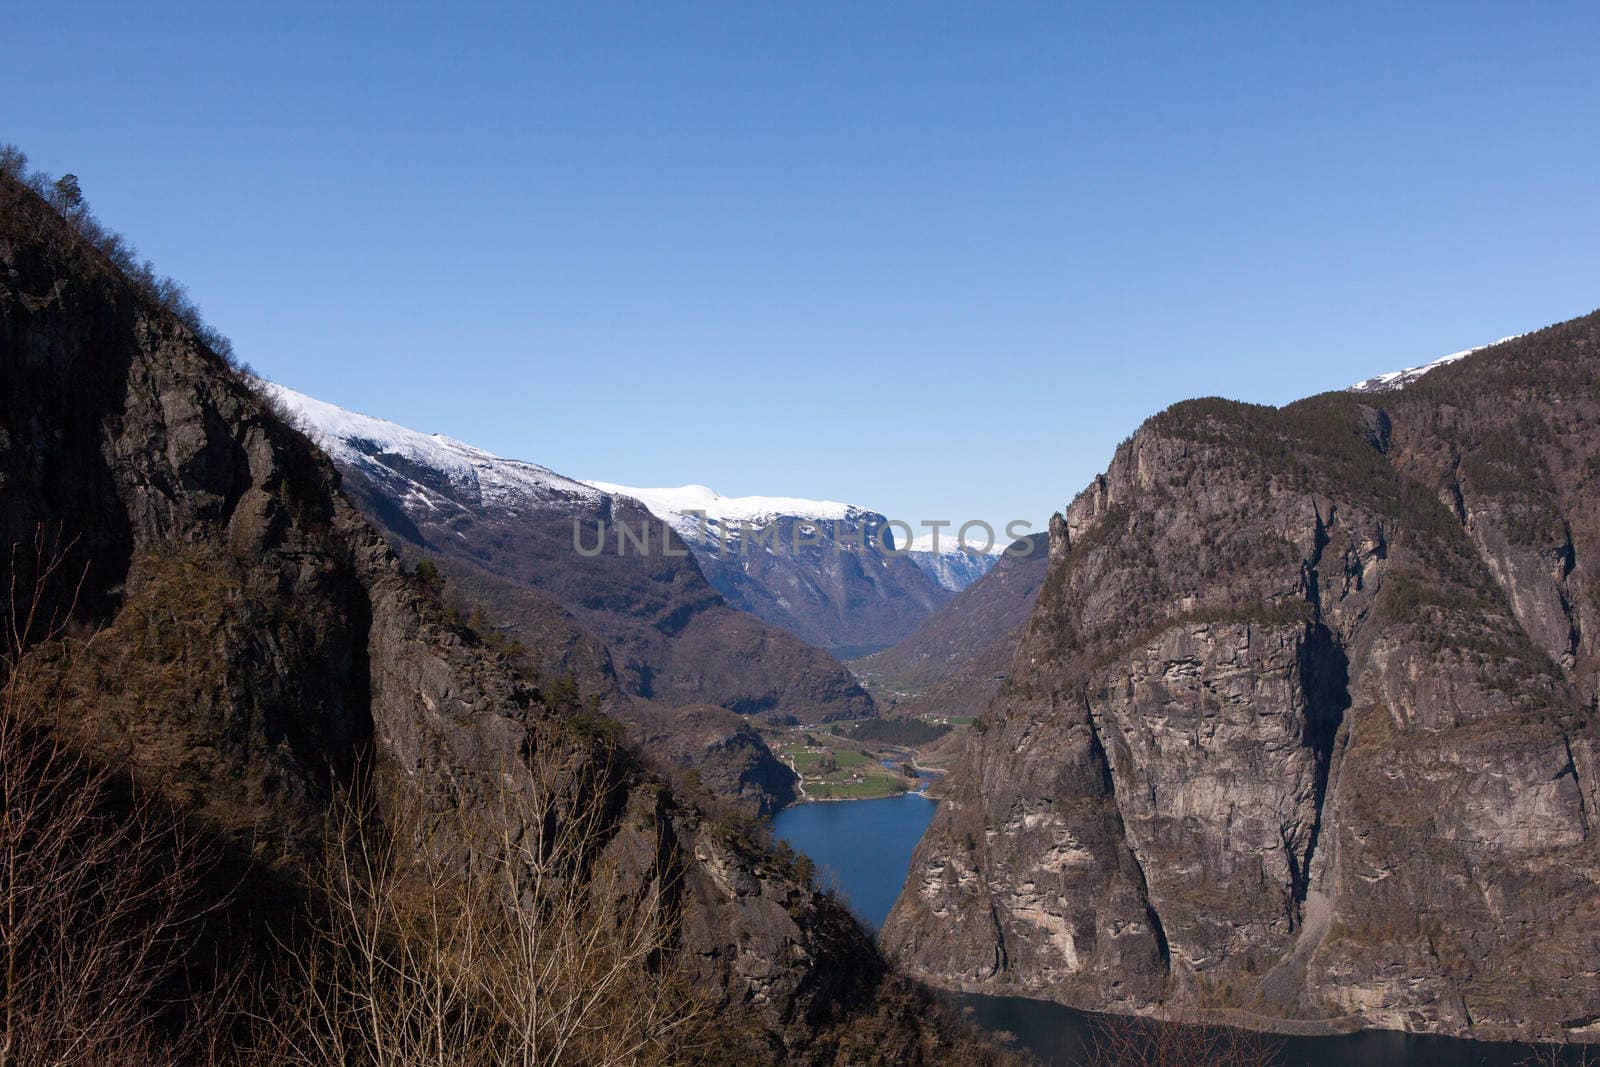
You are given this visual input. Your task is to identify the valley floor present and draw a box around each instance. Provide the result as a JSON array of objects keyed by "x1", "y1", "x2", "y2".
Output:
[{"x1": 764, "y1": 714, "x2": 971, "y2": 801}]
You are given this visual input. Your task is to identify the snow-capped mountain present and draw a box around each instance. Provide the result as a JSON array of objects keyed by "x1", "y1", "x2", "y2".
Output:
[
  {"x1": 582, "y1": 482, "x2": 867, "y2": 551},
  {"x1": 259, "y1": 381, "x2": 873, "y2": 726},
  {"x1": 903, "y1": 531, "x2": 1004, "y2": 593},
  {"x1": 267, "y1": 381, "x2": 952, "y2": 657},
  {"x1": 262, "y1": 382, "x2": 604, "y2": 513},
  {"x1": 1349, "y1": 336, "x2": 1521, "y2": 393},
  {"x1": 585, "y1": 481, "x2": 951, "y2": 654}
]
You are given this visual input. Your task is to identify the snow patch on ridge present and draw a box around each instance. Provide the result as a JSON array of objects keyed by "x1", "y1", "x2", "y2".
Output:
[
  {"x1": 905, "y1": 531, "x2": 1003, "y2": 592},
  {"x1": 1349, "y1": 336, "x2": 1522, "y2": 393},
  {"x1": 258, "y1": 380, "x2": 603, "y2": 512},
  {"x1": 583, "y1": 481, "x2": 869, "y2": 543},
  {"x1": 256, "y1": 380, "x2": 992, "y2": 597},
  {"x1": 905, "y1": 531, "x2": 1008, "y2": 557}
]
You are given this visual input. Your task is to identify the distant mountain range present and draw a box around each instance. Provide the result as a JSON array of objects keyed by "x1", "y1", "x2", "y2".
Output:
[
  {"x1": 898, "y1": 532, "x2": 1003, "y2": 593},
  {"x1": 852, "y1": 532, "x2": 1048, "y2": 716},
  {"x1": 264, "y1": 383, "x2": 872, "y2": 718},
  {"x1": 587, "y1": 481, "x2": 956, "y2": 655}
]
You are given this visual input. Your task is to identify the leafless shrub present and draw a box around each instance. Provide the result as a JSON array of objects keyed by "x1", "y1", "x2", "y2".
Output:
[
  {"x1": 0, "y1": 534, "x2": 234, "y2": 1066},
  {"x1": 1086, "y1": 1000, "x2": 1283, "y2": 1067},
  {"x1": 0, "y1": 145, "x2": 26, "y2": 182},
  {"x1": 0, "y1": 529, "x2": 719, "y2": 1065},
  {"x1": 259, "y1": 749, "x2": 715, "y2": 1066},
  {"x1": 245, "y1": 375, "x2": 311, "y2": 436},
  {"x1": 1516, "y1": 1043, "x2": 1600, "y2": 1066}
]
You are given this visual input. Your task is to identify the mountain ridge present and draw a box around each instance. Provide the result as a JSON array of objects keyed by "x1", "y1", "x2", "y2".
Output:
[
  {"x1": 904, "y1": 531, "x2": 1005, "y2": 593},
  {"x1": 1348, "y1": 334, "x2": 1522, "y2": 393},
  {"x1": 852, "y1": 533, "x2": 1049, "y2": 717},
  {"x1": 592, "y1": 479, "x2": 953, "y2": 653}
]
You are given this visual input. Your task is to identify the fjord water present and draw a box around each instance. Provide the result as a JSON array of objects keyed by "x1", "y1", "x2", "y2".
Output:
[
  {"x1": 772, "y1": 790, "x2": 938, "y2": 932},
  {"x1": 959, "y1": 993, "x2": 1589, "y2": 1066},
  {"x1": 775, "y1": 793, "x2": 1586, "y2": 1067}
]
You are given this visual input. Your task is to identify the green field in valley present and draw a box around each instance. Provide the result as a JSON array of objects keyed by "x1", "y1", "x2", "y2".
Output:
[{"x1": 771, "y1": 729, "x2": 911, "y2": 801}]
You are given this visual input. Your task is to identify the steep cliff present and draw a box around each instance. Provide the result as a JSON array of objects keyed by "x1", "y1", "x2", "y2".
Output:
[
  {"x1": 884, "y1": 318, "x2": 1600, "y2": 1043},
  {"x1": 621, "y1": 701, "x2": 800, "y2": 816},
  {"x1": 0, "y1": 171, "x2": 1005, "y2": 1063}
]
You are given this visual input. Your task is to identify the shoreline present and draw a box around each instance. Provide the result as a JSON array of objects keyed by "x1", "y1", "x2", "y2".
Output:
[
  {"x1": 789, "y1": 787, "x2": 936, "y2": 805},
  {"x1": 782, "y1": 751, "x2": 935, "y2": 805},
  {"x1": 777, "y1": 737, "x2": 948, "y2": 807}
]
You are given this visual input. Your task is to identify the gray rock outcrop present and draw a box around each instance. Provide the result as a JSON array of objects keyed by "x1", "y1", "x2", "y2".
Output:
[{"x1": 885, "y1": 320, "x2": 1600, "y2": 1043}]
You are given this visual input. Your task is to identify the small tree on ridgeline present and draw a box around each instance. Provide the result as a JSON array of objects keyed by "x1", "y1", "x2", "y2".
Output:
[{"x1": 48, "y1": 174, "x2": 82, "y2": 213}]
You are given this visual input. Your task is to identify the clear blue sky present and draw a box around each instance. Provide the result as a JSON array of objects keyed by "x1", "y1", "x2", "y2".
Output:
[{"x1": 7, "y1": 4, "x2": 1599, "y2": 533}]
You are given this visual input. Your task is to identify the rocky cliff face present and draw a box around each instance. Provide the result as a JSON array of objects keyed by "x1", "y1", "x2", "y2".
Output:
[
  {"x1": 589, "y1": 482, "x2": 952, "y2": 655},
  {"x1": 0, "y1": 173, "x2": 1003, "y2": 1063},
  {"x1": 884, "y1": 318, "x2": 1600, "y2": 1043},
  {"x1": 620, "y1": 701, "x2": 800, "y2": 817}
]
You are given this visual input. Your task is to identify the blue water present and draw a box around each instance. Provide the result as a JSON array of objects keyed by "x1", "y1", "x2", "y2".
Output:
[
  {"x1": 771, "y1": 790, "x2": 937, "y2": 932},
  {"x1": 775, "y1": 792, "x2": 1590, "y2": 1066},
  {"x1": 958, "y1": 992, "x2": 1590, "y2": 1066}
]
